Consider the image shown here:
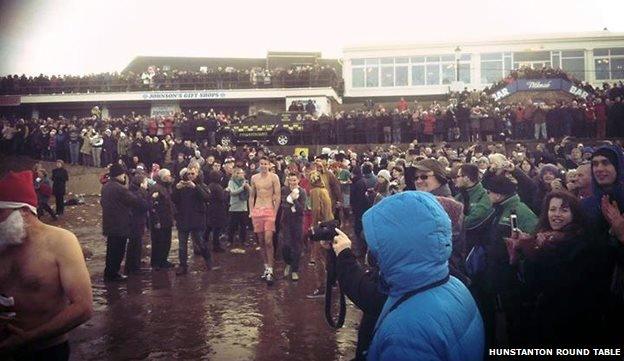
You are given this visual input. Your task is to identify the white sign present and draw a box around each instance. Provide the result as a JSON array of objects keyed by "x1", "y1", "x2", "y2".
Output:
[
  {"x1": 526, "y1": 81, "x2": 552, "y2": 89},
  {"x1": 150, "y1": 101, "x2": 181, "y2": 117},
  {"x1": 285, "y1": 96, "x2": 331, "y2": 116},
  {"x1": 142, "y1": 91, "x2": 227, "y2": 100}
]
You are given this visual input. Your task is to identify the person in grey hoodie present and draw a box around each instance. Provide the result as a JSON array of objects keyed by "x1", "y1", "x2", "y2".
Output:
[{"x1": 226, "y1": 168, "x2": 250, "y2": 248}]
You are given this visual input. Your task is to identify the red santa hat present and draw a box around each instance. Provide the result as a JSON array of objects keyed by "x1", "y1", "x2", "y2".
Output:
[{"x1": 0, "y1": 171, "x2": 38, "y2": 214}]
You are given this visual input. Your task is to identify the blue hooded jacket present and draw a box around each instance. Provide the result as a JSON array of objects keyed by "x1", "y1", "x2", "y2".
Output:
[{"x1": 364, "y1": 192, "x2": 484, "y2": 361}]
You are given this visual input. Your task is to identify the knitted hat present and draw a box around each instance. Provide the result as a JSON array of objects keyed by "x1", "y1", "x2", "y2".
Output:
[
  {"x1": 414, "y1": 158, "x2": 448, "y2": 184},
  {"x1": 592, "y1": 148, "x2": 618, "y2": 169},
  {"x1": 483, "y1": 174, "x2": 516, "y2": 196},
  {"x1": 539, "y1": 164, "x2": 560, "y2": 180},
  {"x1": 0, "y1": 171, "x2": 38, "y2": 214},
  {"x1": 109, "y1": 163, "x2": 125, "y2": 178}
]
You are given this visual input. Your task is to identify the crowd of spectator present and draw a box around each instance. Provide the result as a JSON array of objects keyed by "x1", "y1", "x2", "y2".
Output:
[
  {"x1": 485, "y1": 65, "x2": 597, "y2": 95},
  {"x1": 0, "y1": 64, "x2": 342, "y2": 95}
]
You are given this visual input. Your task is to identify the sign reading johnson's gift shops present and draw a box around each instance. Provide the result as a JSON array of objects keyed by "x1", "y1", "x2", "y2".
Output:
[
  {"x1": 142, "y1": 91, "x2": 227, "y2": 100},
  {"x1": 491, "y1": 78, "x2": 591, "y2": 102}
]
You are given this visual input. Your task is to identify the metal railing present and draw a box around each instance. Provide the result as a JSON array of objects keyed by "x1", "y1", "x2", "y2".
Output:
[{"x1": 0, "y1": 74, "x2": 344, "y2": 96}]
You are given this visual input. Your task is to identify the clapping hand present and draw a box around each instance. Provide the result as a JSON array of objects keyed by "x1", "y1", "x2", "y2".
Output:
[{"x1": 601, "y1": 196, "x2": 624, "y2": 243}]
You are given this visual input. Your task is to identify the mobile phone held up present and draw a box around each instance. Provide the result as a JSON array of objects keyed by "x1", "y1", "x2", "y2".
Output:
[{"x1": 510, "y1": 212, "x2": 519, "y2": 236}]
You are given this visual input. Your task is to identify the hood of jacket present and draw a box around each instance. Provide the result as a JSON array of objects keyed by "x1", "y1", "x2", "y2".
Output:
[{"x1": 363, "y1": 191, "x2": 451, "y2": 297}]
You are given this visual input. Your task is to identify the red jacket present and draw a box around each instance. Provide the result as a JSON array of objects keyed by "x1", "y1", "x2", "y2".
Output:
[{"x1": 422, "y1": 114, "x2": 436, "y2": 135}]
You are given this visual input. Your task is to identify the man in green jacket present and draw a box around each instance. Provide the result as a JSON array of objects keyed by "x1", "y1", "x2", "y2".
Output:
[
  {"x1": 468, "y1": 174, "x2": 537, "y2": 349},
  {"x1": 455, "y1": 164, "x2": 491, "y2": 229}
]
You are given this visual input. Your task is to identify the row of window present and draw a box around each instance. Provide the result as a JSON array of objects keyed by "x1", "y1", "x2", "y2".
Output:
[{"x1": 349, "y1": 48, "x2": 624, "y2": 88}]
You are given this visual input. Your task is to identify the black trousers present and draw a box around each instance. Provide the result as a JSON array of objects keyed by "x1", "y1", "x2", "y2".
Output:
[
  {"x1": 228, "y1": 211, "x2": 248, "y2": 244},
  {"x1": 281, "y1": 216, "x2": 303, "y2": 272},
  {"x1": 105, "y1": 236, "x2": 128, "y2": 278},
  {"x1": 55, "y1": 193, "x2": 65, "y2": 215},
  {"x1": 205, "y1": 226, "x2": 222, "y2": 249},
  {"x1": 13, "y1": 341, "x2": 70, "y2": 361},
  {"x1": 150, "y1": 226, "x2": 172, "y2": 267},
  {"x1": 124, "y1": 236, "x2": 143, "y2": 273}
]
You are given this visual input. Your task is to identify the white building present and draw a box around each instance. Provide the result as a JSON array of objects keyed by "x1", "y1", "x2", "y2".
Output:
[{"x1": 342, "y1": 31, "x2": 624, "y2": 99}]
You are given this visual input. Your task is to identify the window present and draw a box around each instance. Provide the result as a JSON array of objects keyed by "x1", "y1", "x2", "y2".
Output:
[
  {"x1": 481, "y1": 60, "x2": 503, "y2": 84},
  {"x1": 459, "y1": 63, "x2": 471, "y2": 83},
  {"x1": 595, "y1": 59, "x2": 610, "y2": 80},
  {"x1": 381, "y1": 66, "x2": 394, "y2": 86},
  {"x1": 366, "y1": 65, "x2": 379, "y2": 87},
  {"x1": 613, "y1": 58, "x2": 624, "y2": 79},
  {"x1": 481, "y1": 53, "x2": 502, "y2": 61},
  {"x1": 351, "y1": 59, "x2": 365, "y2": 66},
  {"x1": 426, "y1": 64, "x2": 440, "y2": 85},
  {"x1": 442, "y1": 63, "x2": 455, "y2": 84},
  {"x1": 551, "y1": 52, "x2": 561, "y2": 69},
  {"x1": 593, "y1": 48, "x2": 624, "y2": 80},
  {"x1": 352, "y1": 68, "x2": 365, "y2": 87},
  {"x1": 562, "y1": 57, "x2": 585, "y2": 81},
  {"x1": 411, "y1": 65, "x2": 425, "y2": 85},
  {"x1": 395, "y1": 66, "x2": 408, "y2": 86}
]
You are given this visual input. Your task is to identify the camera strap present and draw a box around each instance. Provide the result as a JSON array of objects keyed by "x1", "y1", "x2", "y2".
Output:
[{"x1": 324, "y1": 251, "x2": 346, "y2": 329}]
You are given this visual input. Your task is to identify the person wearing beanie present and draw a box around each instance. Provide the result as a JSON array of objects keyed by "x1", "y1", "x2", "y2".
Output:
[
  {"x1": 581, "y1": 144, "x2": 624, "y2": 345},
  {"x1": 0, "y1": 171, "x2": 93, "y2": 360},
  {"x1": 414, "y1": 158, "x2": 451, "y2": 197},
  {"x1": 101, "y1": 163, "x2": 150, "y2": 282},
  {"x1": 468, "y1": 173, "x2": 537, "y2": 348},
  {"x1": 350, "y1": 162, "x2": 378, "y2": 257},
  {"x1": 532, "y1": 163, "x2": 563, "y2": 215}
]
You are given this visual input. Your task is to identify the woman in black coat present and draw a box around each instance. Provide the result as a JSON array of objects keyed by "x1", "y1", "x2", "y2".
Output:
[
  {"x1": 509, "y1": 190, "x2": 598, "y2": 346},
  {"x1": 206, "y1": 170, "x2": 228, "y2": 252}
]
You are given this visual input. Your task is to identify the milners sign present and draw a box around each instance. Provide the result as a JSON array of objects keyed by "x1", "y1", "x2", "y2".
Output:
[{"x1": 491, "y1": 78, "x2": 591, "y2": 101}]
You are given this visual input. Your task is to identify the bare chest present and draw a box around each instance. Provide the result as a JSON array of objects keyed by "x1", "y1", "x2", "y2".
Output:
[{"x1": 0, "y1": 247, "x2": 59, "y2": 299}]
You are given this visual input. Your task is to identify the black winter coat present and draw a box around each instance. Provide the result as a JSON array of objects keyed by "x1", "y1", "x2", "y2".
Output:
[
  {"x1": 51, "y1": 167, "x2": 69, "y2": 195},
  {"x1": 149, "y1": 181, "x2": 175, "y2": 228},
  {"x1": 101, "y1": 179, "x2": 148, "y2": 237},
  {"x1": 206, "y1": 181, "x2": 228, "y2": 228},
  {"x1": 172, "y1": 180, "x2": 211, "y2": 231}
]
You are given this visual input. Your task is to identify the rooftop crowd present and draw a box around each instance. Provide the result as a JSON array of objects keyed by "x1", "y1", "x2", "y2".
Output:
[
  {"x1": 0, "y1": 64, "x2": 342, "y2": 95},
  {"x1": 485, "y1": 65, "x2": 597, "y2": 95}
]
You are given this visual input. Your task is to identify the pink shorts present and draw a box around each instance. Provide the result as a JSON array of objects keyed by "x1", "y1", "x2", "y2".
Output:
[{"x1": 251, "y1": 207, "x2": 276, "y2": 233}]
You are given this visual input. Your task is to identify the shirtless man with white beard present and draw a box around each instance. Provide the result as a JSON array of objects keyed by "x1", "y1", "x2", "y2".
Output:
[
  {"x1": 0, "y1": 171, "x2": 93, "y2": 360},
  {"x1": 249, "y1": 157, "x2": 281, "y2": 285}
]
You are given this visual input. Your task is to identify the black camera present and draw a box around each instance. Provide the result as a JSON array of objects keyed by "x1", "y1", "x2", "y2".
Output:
[{"x1": 309, "y1": 220, "x2": 339, "y2": 241}]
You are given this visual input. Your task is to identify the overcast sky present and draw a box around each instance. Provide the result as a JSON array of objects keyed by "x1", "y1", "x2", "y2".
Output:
[{"x1": 1, "y1": 0, "x2": 623, "y2": 76}]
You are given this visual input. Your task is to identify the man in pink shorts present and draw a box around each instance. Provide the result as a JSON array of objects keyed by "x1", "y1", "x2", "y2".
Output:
[{"x1": 249, "y1": 157, "x2": 281, "y2": 285}]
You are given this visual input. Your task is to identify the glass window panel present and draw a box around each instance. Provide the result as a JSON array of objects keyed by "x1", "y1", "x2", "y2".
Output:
[
  {"x1": 411, "y1": 65, "x2": 425, "y2": 85},
  {"x1": 595, "y1": 59, "x2": 610, "y2": 80},
  {"x1": 441, "y1": 63, "x2": 455, "y2": 84},
  {"x1": 352, "y1": 68, "x2": 365, "y2": 87},
  {"x1": 366, "y1": 66, "x2": 379, "y2": 87},
  {"x1": 481, "y1": 53, "x2": 502, "y2": 61},
  {"x1": 561, "y1": 50, "x2": 584, "y2": 58},
  {"x1": 461, "y1": 54, "x2": 471, "y2": 61},
  {"x1": 611, "y1": 48, "x2": 624, "y2": 56},
  {"x1": 594, "y1": 49, "x2": 609, "y2": 56},
  {"x1": 365, "y1": 58, "x2": 379, "y2": 65},
  {"x1": 481, "y1": 60, "x2": 503, "y2": 84},
  {"x1": 380, "y1": 58, "x2": 394, "y2": 65},
  {"x1": 351, "y1": 59, "x2": 365, "y2": 66},
  {"x1": 504, "y1": 57, "x2": 512, "y2": 72},
  {"x1": 381, "y1": 66, "x2": 394, "y2": 86},
  {"x1": 411, "y1": 56, "x2": 425, "y2": 63},
  {"x1": 426, "y1": 56, "x2": 440, "y2": 63},
  {"x1": 426, "y1": 64, "x2": 440, "y2": 85},
  {"x1": 562, "y1": 58, "x2": 585, "y2": 81},
  {"x1": 459, "y1": 63, "x2": 471, "y2": 83},
  {"x1": 395, "y1": 57, "x2": 409, "y2": 64},
  {"x1": 395, "y1": 66, "x2": 408, "y2": 86},
  {"x1": 513, "y1": 51, "x2": 550, "y2": 62},
  {"x1": 552, "y1": 54, "x2": 561, "y2": 69},
  {"x1": 440, "y1": 55, "x2": 455, "y2": 61},
  {"x1": 613, "y1": 58, "x2": 624, "y2": 79}
]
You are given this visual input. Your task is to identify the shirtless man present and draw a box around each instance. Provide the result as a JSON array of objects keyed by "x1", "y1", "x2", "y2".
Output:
[
  {"x1": 0, "y1": 171, "x2": 93, "y2": 360},
  {"x1": 249, "y1": 157, "x2": 281, "y2": 285}
]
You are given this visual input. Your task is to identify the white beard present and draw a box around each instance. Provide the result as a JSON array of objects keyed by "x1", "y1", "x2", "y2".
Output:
[{"x1": 0, "y1": 210, "x2": 26, "y2": 252}]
